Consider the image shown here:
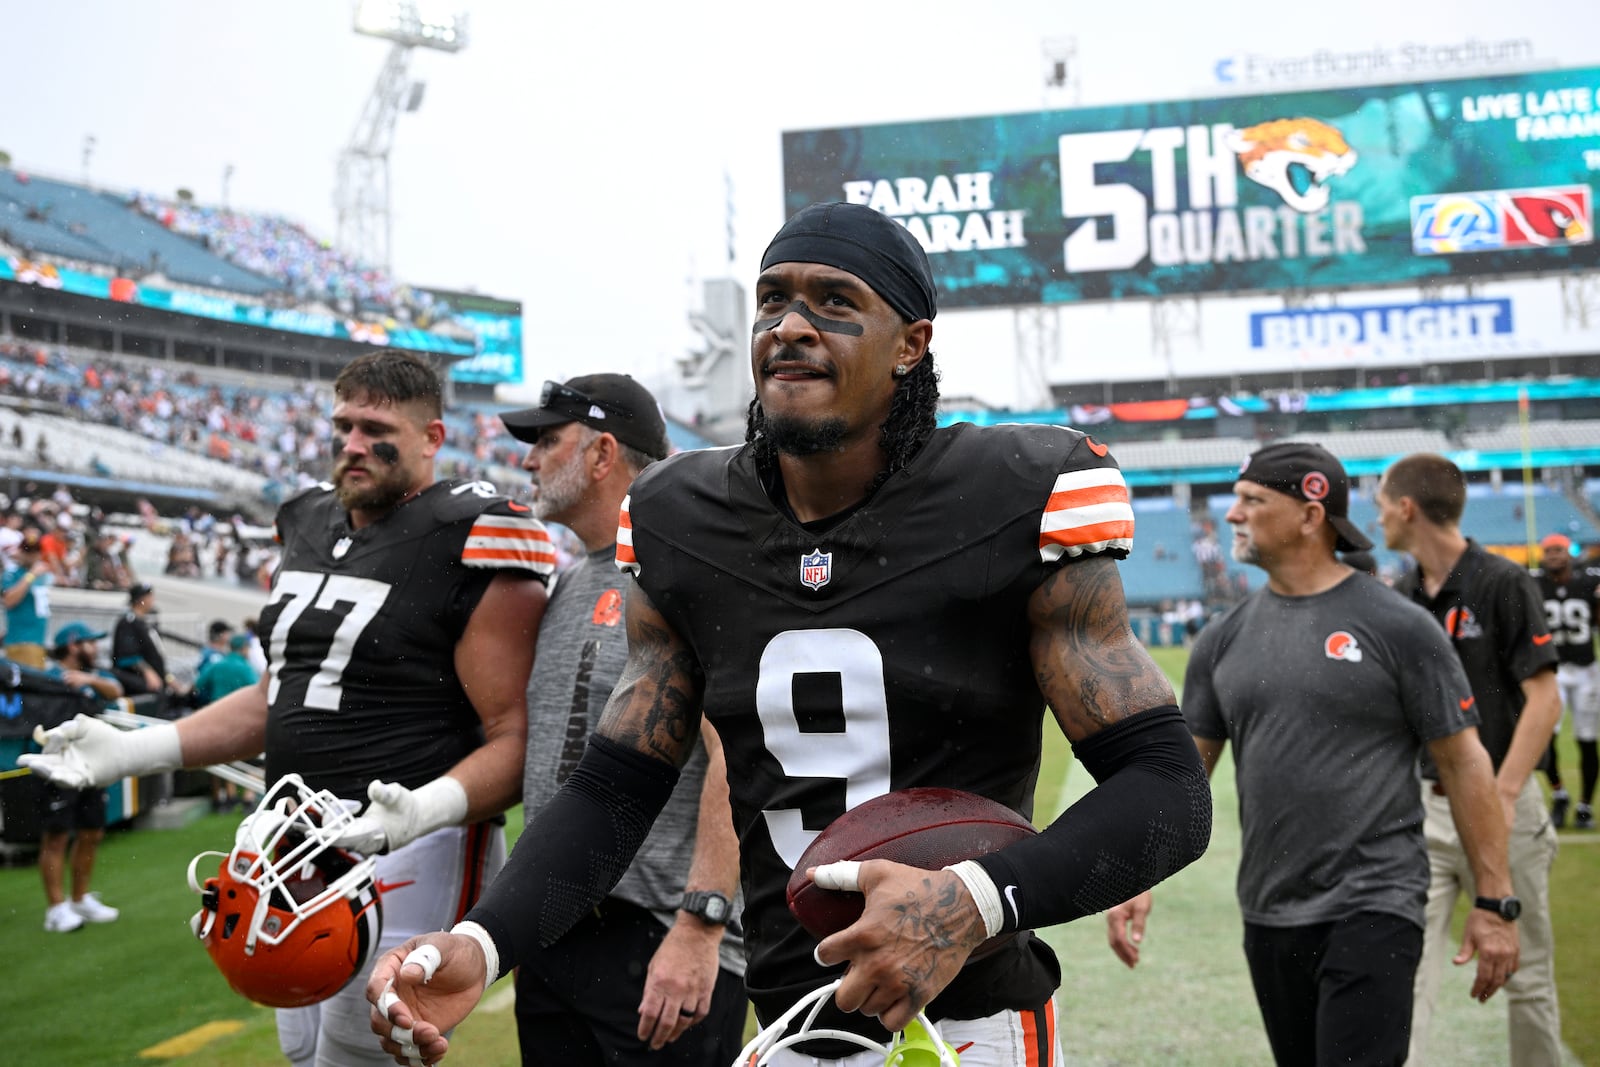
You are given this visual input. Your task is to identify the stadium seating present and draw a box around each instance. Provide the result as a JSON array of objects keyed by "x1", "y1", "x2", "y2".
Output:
[
  {"x1": 1121, "y1": 502, "x2": 1206, "y2": 606},
  {"x1": 1, "y1": 170, "x2": 280, "y2": 295}
]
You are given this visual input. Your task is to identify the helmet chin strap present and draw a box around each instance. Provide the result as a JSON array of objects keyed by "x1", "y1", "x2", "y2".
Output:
[{"x1": 734, "y1": 978, "x2": 961, "y2": 1066}]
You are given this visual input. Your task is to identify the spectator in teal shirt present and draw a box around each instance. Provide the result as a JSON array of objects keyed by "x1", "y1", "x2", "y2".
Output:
[
  {"x1": 38, "y1": 621, "x2": 123, "y2": 933},
  {"x1": 4, "y1": 529, "x2": 55, "y2": 668},
  {"x1": 193, "y1": 632, "x2": 258, "y2": 705}
]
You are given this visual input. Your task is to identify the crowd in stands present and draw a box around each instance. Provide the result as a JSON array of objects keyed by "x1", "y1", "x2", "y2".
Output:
[
  {"x1": 0, "y1": 335, "x2": 527, "y2": 500},
  {"x1": 0, "y1": 483, "x2": 284, "y2": 596},
  {"x1": 129, "y1": 193, "x2": 456, "y2": 328}
]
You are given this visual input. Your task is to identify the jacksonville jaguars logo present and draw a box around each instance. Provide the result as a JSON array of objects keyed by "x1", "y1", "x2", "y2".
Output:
[{"x1": 1228, "y1": 117, "x2": 1357, "y2": 214}]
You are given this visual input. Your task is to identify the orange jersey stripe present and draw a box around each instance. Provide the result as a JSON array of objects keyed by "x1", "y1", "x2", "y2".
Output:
[
  {"x1": 1041, "y1": 518, "x2": 1135, "y2": 549},
  {"x1": 1046, "y1": 481, "x2": 1129, "y2": 511}
]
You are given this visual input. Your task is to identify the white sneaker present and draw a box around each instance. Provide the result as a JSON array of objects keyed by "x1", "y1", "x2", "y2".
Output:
[
  {"x1": 71, "y1": 892, "x2": 119, "y2": 923},
  {"x1": 45, "y1": 902, "x2": 85, "y2": 932}
]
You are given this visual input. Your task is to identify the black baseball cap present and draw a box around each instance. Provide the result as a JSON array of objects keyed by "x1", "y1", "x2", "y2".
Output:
[
  {"x1": 128, "y1": 582, "x2": 155, "y2": 604},
  {"x1": 1237, "y1": 442, "x2": 1373, "y2": 552},
  {"x1": 499, "y1": 374, "x2": 670, "y2": 460}
]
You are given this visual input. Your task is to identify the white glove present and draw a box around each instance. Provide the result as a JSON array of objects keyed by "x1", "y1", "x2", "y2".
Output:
[
  {"x1": 18, "y1": 713, "x2": 182, "y2": 790},
  {"x1": 329, "y1": 776, "x2": 468, "y2": 855}
]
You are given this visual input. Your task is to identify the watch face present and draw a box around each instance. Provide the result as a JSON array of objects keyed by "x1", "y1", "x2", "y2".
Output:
[
  {"x1": 1502, "y1": 898, "x2": 1522, "y2": 921},
  {"x1": 703, "y1": 895, "x2": 728, "y2": 922}
]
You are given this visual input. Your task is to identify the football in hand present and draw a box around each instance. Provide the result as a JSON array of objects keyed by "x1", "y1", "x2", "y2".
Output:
[{"x1": 785, "y1": 787, "x2": 1036, "y2": 953}]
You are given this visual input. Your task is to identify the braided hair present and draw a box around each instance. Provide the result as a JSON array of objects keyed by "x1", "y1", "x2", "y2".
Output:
[{"x1": 745, "y1": 351, "x2": 942, "y2": 494}]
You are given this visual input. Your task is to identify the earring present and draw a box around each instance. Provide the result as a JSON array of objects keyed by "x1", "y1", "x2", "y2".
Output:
[{"x1": 892, "y1": 364, "x2": 909, "y2": 378}]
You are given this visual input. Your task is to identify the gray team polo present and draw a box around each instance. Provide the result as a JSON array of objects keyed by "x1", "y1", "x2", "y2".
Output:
[
  {"x1": 1184, "y1": 571, "x2": 1477, "y2": 929},
  {"x1": 521, "y1": 544, "x2": 745, "y2": 975}
]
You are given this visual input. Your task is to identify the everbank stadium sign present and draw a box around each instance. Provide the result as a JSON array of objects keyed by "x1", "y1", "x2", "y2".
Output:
[{"x1": 782, "y1": 65, "x2": 1600, "y2": 309}]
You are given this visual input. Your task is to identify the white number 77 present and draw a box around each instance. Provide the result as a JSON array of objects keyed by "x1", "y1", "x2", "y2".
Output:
[{"x1": 265, "y1": 571, "x2": 391, "y2": 710}]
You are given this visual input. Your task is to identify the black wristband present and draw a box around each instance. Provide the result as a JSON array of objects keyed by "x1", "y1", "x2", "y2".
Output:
[
  {"x1": 466, "y1": 734, "x2": 679, "y2": 978},
  {"x1": 974, "y1": 705, "x2": 1211, "y2": 932}
]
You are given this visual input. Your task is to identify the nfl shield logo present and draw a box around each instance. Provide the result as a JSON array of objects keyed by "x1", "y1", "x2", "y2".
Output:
[{"x1": 800, "y1": 547, "x2": 832, "y2": 591}]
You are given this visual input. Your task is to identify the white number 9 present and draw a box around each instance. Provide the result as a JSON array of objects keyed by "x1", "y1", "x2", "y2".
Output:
[{"x1": 756, "y1": 628, "x2": 893, "y2": 870}]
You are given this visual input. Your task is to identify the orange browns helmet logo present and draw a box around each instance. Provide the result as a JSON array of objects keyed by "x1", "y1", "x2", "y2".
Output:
[
  {"x1": 1324, "y1": 630, "x2": 1363, "y2": 663},
  {"x1": 1301, "y1": 471, "x2": 1329, "y2": 501},
  {"x1": 1444, "y1": 606, "x2": 1483, "y2": 640},
  {"x1": 591, "y1": 588, "x2": 623, "y2": 627}
]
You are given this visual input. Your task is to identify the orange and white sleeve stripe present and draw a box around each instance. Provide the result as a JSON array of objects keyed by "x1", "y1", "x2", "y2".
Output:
[
  {"x1": 462, "y1": 513, "x2": 556, "y2": 579},
  {"x1": 615, "y1": 495, "x2": 640, "y2": 576},
  {"x1": 1038, "y1": 467, "x2": 1134, "y2": 562}
]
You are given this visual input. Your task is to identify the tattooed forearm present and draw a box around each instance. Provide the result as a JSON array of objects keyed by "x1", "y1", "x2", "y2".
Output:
[
  {"x1": 1029, "y1": 556, "x2": 1175, "y2": 735},
  {"x1": 596, "y1": 599, "x2": 705, "y2": 766}
]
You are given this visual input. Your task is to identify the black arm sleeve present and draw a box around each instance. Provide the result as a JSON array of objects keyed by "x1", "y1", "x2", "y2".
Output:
[
  {"x1": 973, "y1": 705, "x2": 1211, "y2": 932},
  {"x1": 465, "y1": 734, "x2": 679, "y2": 978}
]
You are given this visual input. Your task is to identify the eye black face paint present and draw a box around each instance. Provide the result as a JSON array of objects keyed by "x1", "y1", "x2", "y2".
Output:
[
  {"x1": 371, "y1": 442, "x2": 401, "y2": 465},
  {"x1": 751, "y1": 300, "x2": 864, "y2": 337},
  {"x1": 332, "y1": 434, "x2": 348, "y2": 456}
]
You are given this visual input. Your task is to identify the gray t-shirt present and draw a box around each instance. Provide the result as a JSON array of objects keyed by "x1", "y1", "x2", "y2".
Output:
[
  {"x1": 523, "y1": 544, "x2": 744, "y2": 974},
  {"x1": 1184, "y1": 571, "x2": 1476, "y2": 929}
]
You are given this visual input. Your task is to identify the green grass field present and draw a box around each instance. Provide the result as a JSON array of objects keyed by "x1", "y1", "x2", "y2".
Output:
[{"x1": 1, "y1": 645, "x2": 1593, "y2": 1064}]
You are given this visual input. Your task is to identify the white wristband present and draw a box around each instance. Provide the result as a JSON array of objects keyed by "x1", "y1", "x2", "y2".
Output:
[
  {"x1": 124, "y1": 721, "x2": 184, "y2": 776},
  {"x1": 944, "y1": 859, "x2": 1004, "y2": 939},
  {"x1": 405, "y1": 776, "x2": 470, "y2": 839},
  {"x1": 448, "y1": 920, "x2": 500, "y2": 996}
]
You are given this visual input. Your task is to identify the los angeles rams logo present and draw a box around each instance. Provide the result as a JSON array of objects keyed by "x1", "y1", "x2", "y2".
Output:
[
  {"x1": 1301, "y1": 471, "x2": 1330, "y2": 501},
  {"x1": 1324, "y1": 630, "x2": 1363, "y2": 662}
]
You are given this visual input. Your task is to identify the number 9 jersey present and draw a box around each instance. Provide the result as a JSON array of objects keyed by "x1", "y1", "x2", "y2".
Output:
[
  {"x1": 260, "y1": 480, "x2": 554, "y2": 800},
  {"x1": 616, "y1": 422, "x2": 1134, "y2": 1042}
]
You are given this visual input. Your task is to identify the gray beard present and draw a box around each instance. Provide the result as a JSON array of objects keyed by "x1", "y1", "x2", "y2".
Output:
[
  {"x1": 763, "y1": 412, "x2": 848, "y2": 457},
  {"x1": 1231, "y1": 540, "x2": 1260, "y2": 566}
]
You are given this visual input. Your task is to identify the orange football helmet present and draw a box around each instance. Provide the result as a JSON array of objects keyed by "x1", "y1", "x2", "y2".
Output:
[{"x1": 186, "y1": 773, "x2": 383, "y2": 1008}]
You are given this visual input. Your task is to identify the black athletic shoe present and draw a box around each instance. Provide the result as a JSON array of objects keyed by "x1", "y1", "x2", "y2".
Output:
[
  {"x1": 1577, "y1": 804, "x2": 1594, "y2": 831},
  {"x1": 1552, "y1": 789, "x2": 1571, "y2": 829}
]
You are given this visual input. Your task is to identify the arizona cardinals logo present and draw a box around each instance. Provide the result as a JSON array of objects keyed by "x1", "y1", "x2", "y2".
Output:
[
  {"x1": 1325, "y1": 631, "x2": 1363, "y2": 662},
  {"x1": 1301, "y1": 471, "x2": 1329, "y2": 501}
]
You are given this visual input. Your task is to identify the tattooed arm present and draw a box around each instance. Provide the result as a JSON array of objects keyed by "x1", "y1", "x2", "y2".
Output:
[
  {"x1": 819, "y1": 556, "x2": 1211, "y2": 1032},
  {"x1": 365, "y1": 588, "x2": 704, "y2": 1064},
  {"x1": 592, "y1": 584, "x2": 706, "y2": 763},
  {"x1": 1028, "y1": 555, "x2": 1177, "y2": 738}
]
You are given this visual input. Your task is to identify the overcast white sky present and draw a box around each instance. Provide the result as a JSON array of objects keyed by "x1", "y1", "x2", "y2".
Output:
[{"x1": 5, "y1": 0, "x2": 1597, "y2": 407}]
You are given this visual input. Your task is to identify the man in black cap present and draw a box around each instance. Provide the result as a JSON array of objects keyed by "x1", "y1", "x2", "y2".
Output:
[
  {"x1": 1108, "y1": 441, "x2": 1517, "y2": 1067},
  {"x1": 111, "y1": 582, "x2": 168, "y2": 696},
  {"x1": 1378, "y1": 453, "x2": 1562, "y2": 1066},
  {"x1": 372, "y1": 201, "x2": 1212, "y2": 1066},
  {"x1": 497, "y1": 377, "x2": 749, "y2": 1065}
]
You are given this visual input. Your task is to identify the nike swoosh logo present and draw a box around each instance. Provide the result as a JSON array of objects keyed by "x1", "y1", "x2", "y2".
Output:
[
  {"x1": 955, "y1": 1043, "x2": 976, "y2": 1054},
  {"x1": 1460, "y1": 696, "x2": 1476, "y2": 711},
  {"x1": 374, "y1": 878, "x2": 416, "y2": 896},
  {"x1": 507, "y1": 501, "x2": 531, "y2": 513},
  {"x1": 1085, "y1": 437, "x2": 1109, "y2": 457},
  {"x1": 1004, "y1": 885, "x2": 1021, "y2": 924},
  {"x1": 1533, "y1": 633, "x2": 1553, "y2": 645}
]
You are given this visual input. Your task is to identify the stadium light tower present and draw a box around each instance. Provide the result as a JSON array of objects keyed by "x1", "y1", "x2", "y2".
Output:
[{"x1": 335, "y1": 0, "x2": 468, "y2": 275}]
